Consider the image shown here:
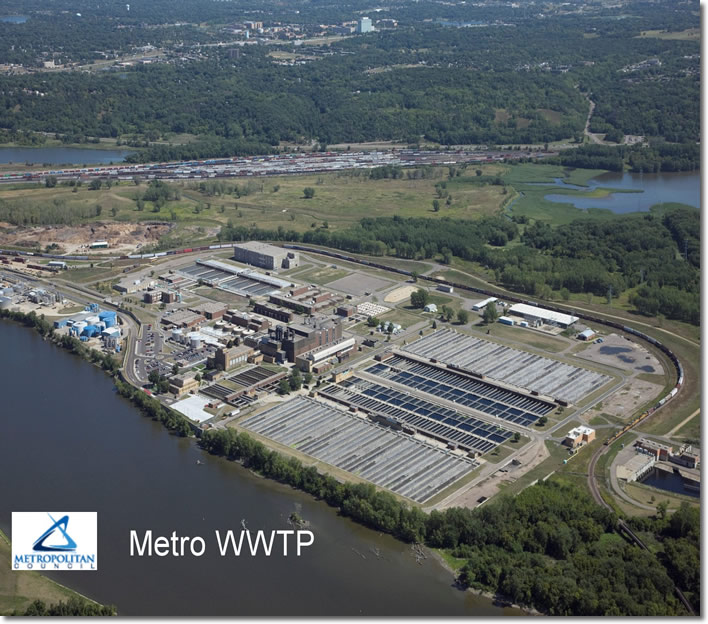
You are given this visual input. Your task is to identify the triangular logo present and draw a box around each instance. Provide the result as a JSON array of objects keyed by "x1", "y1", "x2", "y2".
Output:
[{"x1": 32, "y1": 514, "x2": 77, "y2": 552}]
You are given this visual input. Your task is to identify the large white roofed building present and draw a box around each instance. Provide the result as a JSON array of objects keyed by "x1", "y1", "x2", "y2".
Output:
[{"x1": 508, "y1": 303, "x2": 578, "y2": 328}]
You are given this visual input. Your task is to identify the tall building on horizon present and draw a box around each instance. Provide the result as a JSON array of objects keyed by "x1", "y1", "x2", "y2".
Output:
[{"x1": 357, "y1": 16, "x2": 373, "y2": 33}]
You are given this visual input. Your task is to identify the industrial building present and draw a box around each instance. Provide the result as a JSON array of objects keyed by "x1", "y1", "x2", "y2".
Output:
[
  {"x1": 472, "y1": 297, "x2": 497, "y2": 311},
  {"x1": 161, "y1": 309, "x2": 205, "y2": 329},
  {"x1": 563, "y1": 426, "x2": 596, "y2": 448},
  {"x1": 268, "y1": 286, "x2": 339, "y2": 316},
  {"x1": 617, "y1": 453, "x2": 655, "y2": 482},
  {"x1": 577, "y1": 328, "x2": 596, "y2": 341},
  {"x1": 295, "y1": 337, "x2": 356, "y2": 373},
  {"x1": 212, "y1": 344, "x2": 254, "y2": 371},
  {"x1": 232, "y1": 241, "x2": 299, "y2": 271},
  {"x1": 498, "y1": 316, "x2": 515, "y2": 326},
  {"x1": 114, "y1": 276, "x2": 156, "y2": 294},
  {"x1": 508, "y1": 303, "x2": 578, "y2": 329},
  {"x1": 635, "y1": 438, "x2": 673, "y2": 461},
  {"x1": 169, "y1": 373, "x2": 200, "y2": 397},
  {"x1": 189, "y1": 301, "x2": 227, "y2": 320},
  {"x1": 253, "y1": 302, "x2": 295, "y2": 323}
]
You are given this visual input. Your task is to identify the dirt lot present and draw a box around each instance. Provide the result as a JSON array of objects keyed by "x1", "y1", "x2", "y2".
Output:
[
  {"x1": 0, "y1": 221, "x2": 172, "y2": 255},
  {"x1": 594, "y1": 376, "x2": 665, "y2": 420},
  {"x1": 384, "y1": 284, "x2": 419, "y2": 303}
]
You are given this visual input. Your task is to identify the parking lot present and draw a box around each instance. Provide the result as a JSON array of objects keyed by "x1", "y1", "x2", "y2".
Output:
[{"x1": 240, "y1": 396, "x2": 477, "y2": 504}]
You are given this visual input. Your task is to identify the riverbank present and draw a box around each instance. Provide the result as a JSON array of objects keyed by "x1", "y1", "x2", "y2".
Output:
[
  {"x1": 0, "y1": 529, "x2": 115, "y2": 615},
  {"x1": 429, "y1": 548, "x2": 541, "y2": 616}
]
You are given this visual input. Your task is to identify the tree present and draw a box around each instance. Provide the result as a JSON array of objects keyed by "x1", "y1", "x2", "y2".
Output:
[
  {"x1": 410, "y1": 288, "x2": 430, "y2": 309},
  {"x1": 89, "y1": 179, "x2": 102, "y2": 191},
  {"x1": 432, "y1": 199, "x2": 440, "y2": 212},
  {"x1": 111, "y1": 206, "x2": 118, "y2": 217},
  {"x1": 45, "y1": 175, "x2": 57, "y2": 188},
  {"x1": 148, "y1": 370, "x2": 160, "y2": 386},
  {"x1": 304, "y1": 371, "x2": 313, "y2": 386},
  {"x1": 537, "y1": 415, "x2": 548, "y2": 426},
  {"x1": 411, "y1": 271, "x2": 419, "y2": 283},
  {"x1": 656, "y1": 500, "x2": 669, "y2": 520},
  {"x1": 456, "y1": 309, "x2": 469, "y2": 325},
  {"x1": 513, "y1": 432, "x2": 521, "y2": 443},
  {"x1": 289, "y1": 367, "x2": 302, "y2": 391},
  {"x1": 303, "y1": 187, "x2": 315, "y2": 199},
  {"x1": 278, "y1": 378, "x2": 291, "y2": 395},
  {"x1": 367, "y1": 316, "x2": 379, "y2": 327},
  {"x1": 482, "y1": 302, "x2": 499, "y2": 324},
  {"x1": 172, "y1": 363, "x2": 180, "y2": 375},
  {"x1": 441, "y1": 305, "x2": 455, "y2": 322}
]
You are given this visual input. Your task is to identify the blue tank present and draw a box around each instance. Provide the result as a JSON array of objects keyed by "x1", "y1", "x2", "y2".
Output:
[
  {"x1": 99, "y1": 310, "x2": 117, "y2": 327},
  {"x1": 82, "y1": 325, "x2": 99, "y2": 337}
]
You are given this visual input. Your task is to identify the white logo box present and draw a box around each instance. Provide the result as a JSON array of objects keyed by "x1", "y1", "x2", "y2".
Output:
[{"x1": 12, "y1": 512, "x2": 98, "y2": 571}]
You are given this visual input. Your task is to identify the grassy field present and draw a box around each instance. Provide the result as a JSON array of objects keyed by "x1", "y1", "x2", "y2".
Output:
[
  {"x1": 0, "y1": 165, "x2": 509, "y2": 248},
  {"x1": 0, "y1": 530, "x2": 89, "y2": 615}
]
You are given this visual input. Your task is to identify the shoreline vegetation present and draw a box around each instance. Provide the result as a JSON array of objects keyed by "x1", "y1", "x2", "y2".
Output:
[
  {"x1": 0, "y1": 309, "x2": 699, "y2": 616},
  {"x1": 0, "y1": 528, "x2": 116, "y2": 616}
]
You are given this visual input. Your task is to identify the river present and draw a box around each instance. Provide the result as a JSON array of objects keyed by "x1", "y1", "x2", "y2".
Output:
[
  {"x1": 542, "y1": 170, "x2": 700, "y2": 213},
  {"x1": 0, "y1": 147, "x2": 134, "y2": 166},
  {"x1": 0, "y1": 321, "x2": 517, "y2": 616}
]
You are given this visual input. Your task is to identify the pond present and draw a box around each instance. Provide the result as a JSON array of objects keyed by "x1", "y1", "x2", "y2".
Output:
[{"x1": 541, "y1": 170, "x2": 700, "y2": 213}]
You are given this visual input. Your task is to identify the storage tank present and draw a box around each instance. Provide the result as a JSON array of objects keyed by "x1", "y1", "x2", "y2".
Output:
[
  {"x1": 188, "y1": 332, "x2": 201, "y2": 349},
  {"x1": 85, "y1": 315, "x2": 100, "y2": 325},
  {"x1": 82, "y1": 325, "x2": 99, "y2": 337},
  {"x1": 73, "y1": 321, "x2": 87, "y2": 333},
  {"x1": 99, "y1": 310, "x2": 117, "y2": 327},
  {"x1": 0, "y1": 296, "x2": 12, "y2": 310},
  {"x1": 171, "y1": 328, "x2": 183, "y2": 341}
]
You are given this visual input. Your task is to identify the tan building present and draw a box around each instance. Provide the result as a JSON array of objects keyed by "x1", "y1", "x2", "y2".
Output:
[
  {"x1": 563, "y1": 426, "x2": 596, "y2": 448},
  {"x1": 213, "y1": 344, "x2": 253, "y2": 371},
  {"x1": 169, "y1": 373, "x2": 200, "y2": 396}
]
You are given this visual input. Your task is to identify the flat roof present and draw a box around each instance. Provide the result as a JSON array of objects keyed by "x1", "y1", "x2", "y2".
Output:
[
  {"x1": 171, "y1": 395, "x2": 213, "y2": 423},
  {"x1": 567, "y1": 426, "x2": 595, "y2": 438},
  {"x1": 508, "y1": 303, "x2": 579, "y2": 326},
  {"x1": 234, "y1": 241, "x2": 288, "y2": 255},
  {"x1": 472, "y1": 296, "x2": 497, "y2": 308}
]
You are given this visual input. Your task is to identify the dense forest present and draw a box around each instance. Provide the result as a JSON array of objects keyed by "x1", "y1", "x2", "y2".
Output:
[
  {"x1": 547, "y1": 143, "x2": 700, "y2": 173},
  {"x1": 218, "y1": 205, "x2": 700, "y2": 324},
  {"x1": 0, "y1": 1, "x2": 699, "y2": 154}
]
